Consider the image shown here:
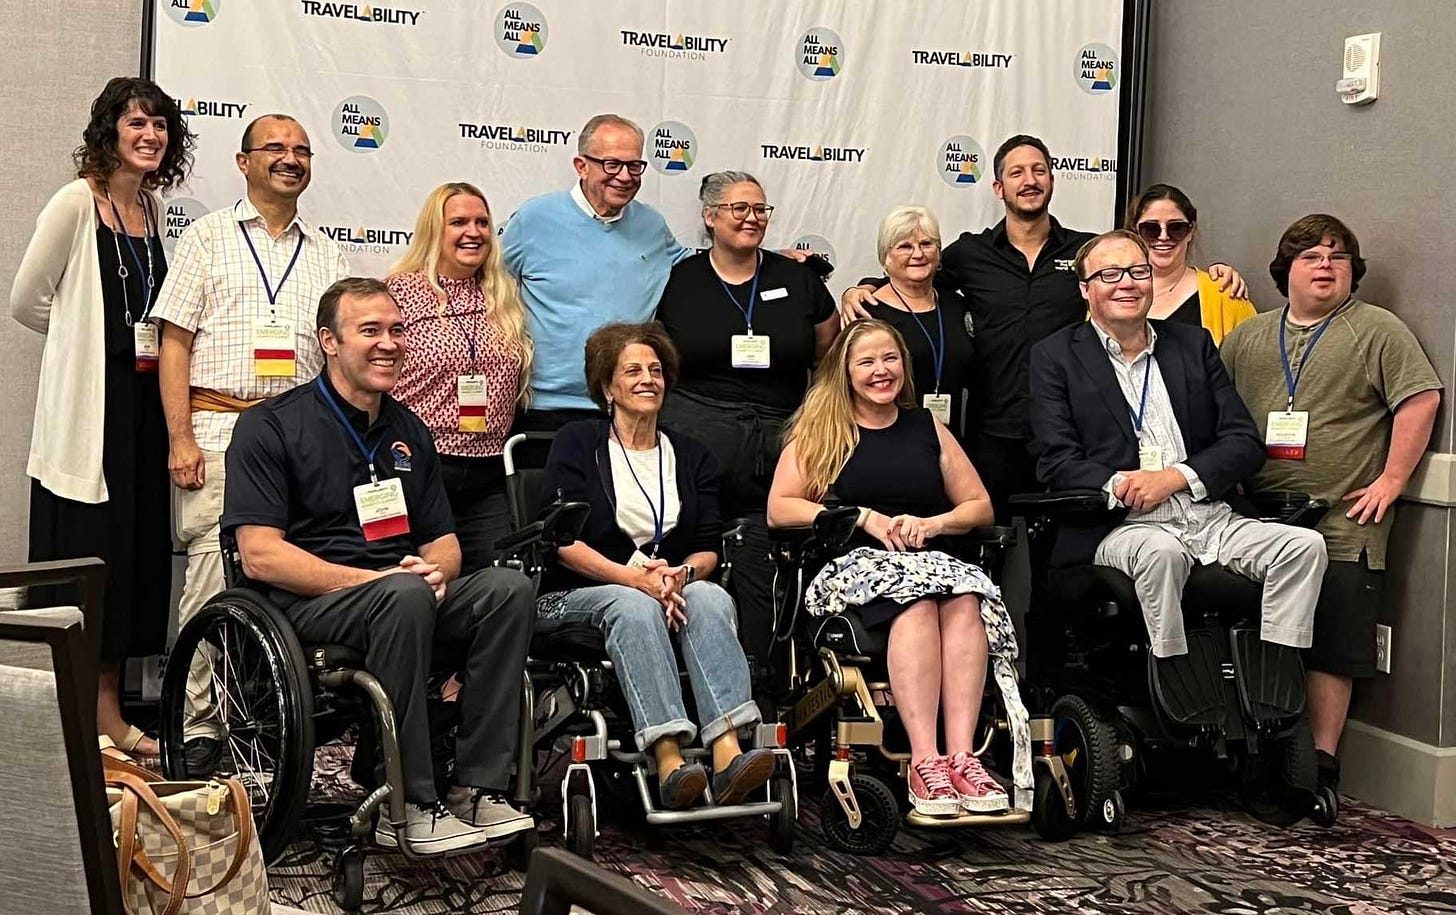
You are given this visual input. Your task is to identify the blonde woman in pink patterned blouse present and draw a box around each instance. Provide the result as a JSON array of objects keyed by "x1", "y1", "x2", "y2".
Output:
[{"x1": 387, "y1": 182, "x2": 534, "y2": 572}]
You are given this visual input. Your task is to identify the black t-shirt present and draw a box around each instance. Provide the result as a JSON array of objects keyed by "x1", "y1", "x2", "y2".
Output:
[
  {"x1": 863, "y1": 278, "x2": 974, "y2": 439},
  {"x1": 1167, "y1": 291, "x2": 1202, "y2": 327},
  {"x1": 223, "y1": 372, "x2": 455, "y2": 570},
  {"x1": 657, "y1": 250, "x2": 836, "y2": 411},
  {"x1": 830, "y1": 408, "x2": 951, "y2": 549}
]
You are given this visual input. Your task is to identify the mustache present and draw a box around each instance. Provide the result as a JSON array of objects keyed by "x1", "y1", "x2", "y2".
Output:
[{"x1": 271, "y1": 165, "x2": 304, "y2": 177}]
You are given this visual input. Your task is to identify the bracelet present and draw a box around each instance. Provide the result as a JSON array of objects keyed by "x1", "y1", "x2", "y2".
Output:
[
  {"x1": 856, "y1": 506, "x2": 872, "y2": 528},
  {"x1": 679, "y1": 563, "x2": 696, "y2": 583}
]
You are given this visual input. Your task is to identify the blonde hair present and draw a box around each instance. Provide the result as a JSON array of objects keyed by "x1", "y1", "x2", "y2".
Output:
[
  {"x1": 390, "y1": 182, "x2": 533, "y2": 405},
  {"x1": 784, "y1": 320, "x2": 917, "y2": 500},
  {"x1": 876, "y1": 205, "x2": 941, "y2": 267}
]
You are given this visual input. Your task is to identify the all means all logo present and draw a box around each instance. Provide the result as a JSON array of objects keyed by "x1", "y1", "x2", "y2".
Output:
[
  {"x1": 162, "y1": 197, "x2": 209, "y2": 256},
  {"x1": 176, "y1": 96, "x2": 249, "y2": 119},
  {"x1": 333, "y1": 96, "x2": 389, "y2": 152},
  {"x1": 164, "y1": 0, "x2": 219, "y2": 26},
  {"x1": 1075, "y1": 42, "x2": 1119, "y2": 94},
  {"x1": 797, "y1": 28, "x2": 843, "y2": 80},
  {"x1": 300, "y1": 1, "x2": 421, "y2": 26},
  {"x1": 938, "y1": 135, "x2": 985, "y2": 187},
  {"x1": 620, "y1": 28, "x2": 730, "y2": 60},
  {"x1": 459, "y1": 122, "x2": 573, "y2": 153},
  {"x1": 649, "y1": 121, "x2": 697, "y2": 175},
  {"x1": 318, "y1": 224, "x2": 415, "y2": 255},
  {"x1": 494, "y1": 3, "x2": 547, "y2": 58},
  {"x1": 792, "y1": 234, "x2": 836, "y2": 271},
  {"x1": 759, "y1": 142, "x2": 865, "y2": 164}
]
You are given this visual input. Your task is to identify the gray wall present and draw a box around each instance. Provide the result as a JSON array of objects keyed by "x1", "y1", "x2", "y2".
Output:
[
  {"x1": 1, "y1": 2, "x2": 144, "y2": 563},
  {"x1": 1144, "y1": 1, "x2": 1456, "y2": 746}
]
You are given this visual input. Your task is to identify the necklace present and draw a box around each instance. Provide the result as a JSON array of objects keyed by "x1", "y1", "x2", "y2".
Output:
[{"x1": 1157, "y1": 266, "x2": 1192, "y2": 297}]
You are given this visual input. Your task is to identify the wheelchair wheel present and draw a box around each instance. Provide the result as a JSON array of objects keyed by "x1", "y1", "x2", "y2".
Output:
[
  {"x1": 768, "y1": 775, "x2": 796, "y2": 854},
  {"x1": 1049, "y1": 695, "x2": 1120, "y2": 831},
  {"x1": 332, "y1": 844, "x2": 365, "y2": 912},
  {"x1": 819, "y1": 773, "x2": 897, "y2": 856},
  {"x1": 159, "y1": 589, "x2": 315, "y2": 864},
  {"x1": 566, "y1": 792, "x2": 595, "y2": 858},
  {"x1": 1240, "y1": 717, "x2": 1317, "y2": 828},
  {"x1": 1030, "y1": 767, "x2": 1077, "y2": 841},
  {"x1": 505, "y1": 824, "x2": 540, "y2": 872}
]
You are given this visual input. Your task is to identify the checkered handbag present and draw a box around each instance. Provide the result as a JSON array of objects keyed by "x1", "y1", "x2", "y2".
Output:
[{"x1": 105, "y1": 755, "x2": 269, "y2": 915}]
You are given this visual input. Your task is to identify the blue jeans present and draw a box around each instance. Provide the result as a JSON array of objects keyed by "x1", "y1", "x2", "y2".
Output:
[{"x1": 547, "y1": 582, "x2": 760, "y2": 750}]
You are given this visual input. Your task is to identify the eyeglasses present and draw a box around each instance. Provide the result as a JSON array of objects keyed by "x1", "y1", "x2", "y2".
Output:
[
  {"x1": 1295, "y1": 251, "x2": 1354, "y2": 267},
  {"x1": 713, "y1": 202, "x2": 775, "y2": 220},
  {"x1": 1082, "y1": 263, "x2": 1153, "y2": 284},
  {"x1": 581, "y1": 154, "x2": 647, "y2": 176},
  {"x1": 1135, "y1": 220, "x2": 1192, "y2": 243},
  {"x1": 243, "y1": 144, "x2": 314, "y2": 160}
]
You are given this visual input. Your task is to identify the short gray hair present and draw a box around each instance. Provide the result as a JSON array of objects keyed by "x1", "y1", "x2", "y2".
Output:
[
  {"x1": 577, "y1": 114, "x2": 644, "y2": 156},
  {"x1": 876, "y1": 206, "x2": 941, "y2": 266}
]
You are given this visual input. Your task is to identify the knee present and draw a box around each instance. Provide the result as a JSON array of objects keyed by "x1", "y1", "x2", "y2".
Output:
[
  {"x1": 684, "y1": 582, "x2": 736, "y2": 630},
  {"x1": 371, "y1": 573, "x2": 437, "y2": 632},
  {"x1": 939, "y1": 594, "x2": 985, "y2": 628},
  {"x1": 602, "y1": 586, "x2": 667, "y2": 635},
  {"x1": 1138, "y1": 540, "x2": 1190, "y2": 576},
  {"x1": 1286, "y1": 528, "x2": 1328, "y2": 566}
]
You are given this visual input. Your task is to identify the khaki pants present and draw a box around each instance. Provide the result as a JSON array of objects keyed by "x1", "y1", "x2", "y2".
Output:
[{"x1": 174, "y1": 450, "x2": 227, "y2": 740}]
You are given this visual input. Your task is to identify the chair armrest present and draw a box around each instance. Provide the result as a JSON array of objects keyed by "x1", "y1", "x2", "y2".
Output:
[
  {"x1": 492, "y1": 501, "x2": 591, "y2": 557},
  {"x1": 1246, "y1": 491, "x2": 1330, "y2": 529},
  {"x1": 0, "y1": 557, "x2": 106, "y2": 600},
  {"x1": 1008, "y1": 489, "x2": 1111, "y2": 517},
  {"x1": 962, "y1": 525, "x2": 1016, "y2": 547}
]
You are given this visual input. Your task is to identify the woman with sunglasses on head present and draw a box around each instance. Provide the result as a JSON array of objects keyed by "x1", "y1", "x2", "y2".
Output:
[
  {"x1": 1126, "y1": 184, "x2": 1254, "y2": 345},
  {"x1": 655, "y1": 171, "x2": 839, "y2": 686},
  {"x1": 10, "y1": 77, "x2": 196, "y2": 756}
]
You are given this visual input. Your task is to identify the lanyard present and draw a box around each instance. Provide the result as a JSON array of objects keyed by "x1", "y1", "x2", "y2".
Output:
[
  {"x1": 238, "y1": 212, "x2": 305, "y2": 311},
  {"x1": 441, "y1": 287, "x2": 482, "y2": 371},
  {"x1": 890, "y1": 283, "x2": 944, "y2": 393},
  {"x1": 1278, "y1": 299, "x2": 1347, "y2": 411},
  {"x1": 714, "y1": 250, "x2": 762, "y2": 334},
  {"x1": 613, "y1": 423, "x2": 665, "y2": 553},
  {"x1": 106, "y1": 190, "x2": 156, "y2": 323},
  {"x1": 1130, "y1": 356, "x2": 1154, "y2": 436},
  {"x1": 316, "y1": 378, "x2": 382, "y2": 483}
]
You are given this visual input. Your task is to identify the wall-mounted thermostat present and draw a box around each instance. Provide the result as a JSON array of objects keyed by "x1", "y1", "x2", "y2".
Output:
[{"x1": 1337, "y1": 32, "x2": 1380, "y2": 105}]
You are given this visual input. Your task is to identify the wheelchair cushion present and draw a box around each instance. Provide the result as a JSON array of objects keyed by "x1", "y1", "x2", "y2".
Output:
[
  {"x1": 530, "y1": 615, "x2": 607, "y2": 661},
  {"x1": 305, "y1": 642, "x2": 366, "y2": 671},
  {"x1": 812, "y1": 610, "x2": 886, "y2": 667},
  {"x1": 1051, "y1": 563, "x2": 1262, "y2": 623}
]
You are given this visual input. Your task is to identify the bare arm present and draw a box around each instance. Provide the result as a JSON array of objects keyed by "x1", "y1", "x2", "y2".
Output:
[
  {"x1": 766, "y1": 439, "x2": 826, "y2": 528},
  {"x1": 417, "y1": 533, "x2": 463, "y2": 585},
  {"x1": 930, "y1": 420, "x2": 994, "y2": 534},
  {"x1": 159, "y1": 320, "x2": 206, "y2": 489},
  {"x1": 236, "y1": 525, "x2": 389, "y2": 597},
  {"x1": 812, "y1": 314, "x2": 839, "y2": 362},
  {"x1": 1343, "y1": 388, "x2": 1441, "y2": 524}
]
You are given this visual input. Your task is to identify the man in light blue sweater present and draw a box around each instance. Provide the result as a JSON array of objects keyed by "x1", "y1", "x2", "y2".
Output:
[{"x1": 503, "y1": 114, "x2": 692, "y2": 430}]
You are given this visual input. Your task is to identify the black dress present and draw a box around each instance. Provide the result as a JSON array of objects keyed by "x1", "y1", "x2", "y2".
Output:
[
  {"x1": 28, "y1": 218, "x2": 173, "y2": 662},
  {"x1": 863, "y1": 277, "x2": 975, "y2": 443}
]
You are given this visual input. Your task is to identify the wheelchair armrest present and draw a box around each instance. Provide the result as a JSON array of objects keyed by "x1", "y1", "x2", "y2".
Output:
[
  {"x1": 721, "y1": 516, "x2": 750, "y2": 553},
  {"x1": 493, "y1": 500, "x2": 591, "y2": 556},
  {"x1": 963, "y1": 525, "x2": 1016, "y2": 547},
  {"x1": 1247, "y1": 491, "x2": 1330, "y2": 529},
  {"x1": 1008, "y1": 489, "x2": 1110, "y2": 517}
]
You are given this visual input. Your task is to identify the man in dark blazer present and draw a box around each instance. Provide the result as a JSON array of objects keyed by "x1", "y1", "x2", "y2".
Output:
[{"x1": 1028, "y1": 230, "x2": 1326, "y2": 662}]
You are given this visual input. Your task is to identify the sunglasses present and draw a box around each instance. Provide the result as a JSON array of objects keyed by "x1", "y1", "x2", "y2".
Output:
[{"x1": 1135, "y1": 220, "x2": 1193, "y2": 243}]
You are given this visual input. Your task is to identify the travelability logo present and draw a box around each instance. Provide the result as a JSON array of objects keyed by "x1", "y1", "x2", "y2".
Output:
[
  {"x1": 792, "y1": 234, "x2": 836, "y2": 271},
  {"x1": 759, "y1": 141, "x2": 866, "y2": 164},
  {"x1": 175, "y1": 96, "x2": 248, "y2": 119},
  {"x1": 620, "y1": 28, "x2": 730, "y2": 60},
  {"x1": 1051, "y1": 153, "x2": 1118, "y2": 181},
  {"x1": 1075, "y1": 42, "x2": 1119, "y2": 94},
  {"x1": 797, "y1": 28, "x2": 843, "y2": 80},
  {"x1": 458, "y1": 122, "x2": 573, "y2": 153},
  {"x1": 300, "y1": 1, "x2": 420, "y2": 26},
  {"x1": 910, "y1": 49, "x2": 1014, "y2": 69},
  {"x1": 938, "y1": 136, "x2": 985, "y2": 187},
  {"x1": 494, "y1": 3, "x2": 547, "y2": 58},
  {"x1": 161, "y1": 197, "x2": 209, "y2": 256},
  {"x1": 318, "y1": 224, "x2": 415, "y2": 255},
  {"x1": 333, "y1": 96, "x2": 388, "y2": 152},
  {"x1": 649, "y1": 121, "x2": 697, "y2": 175},
  {"x1": 164, "y1": 0, "x2": 219, "y2": 26}
]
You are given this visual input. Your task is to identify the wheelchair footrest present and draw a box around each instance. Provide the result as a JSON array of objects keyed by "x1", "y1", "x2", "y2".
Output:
[
  {"x1": 1149, "y1": 630, "x2": 1227, "y2": 727},
  {"x1": 1229, "y1": 629, "x2": 1306, "y2": 724}
]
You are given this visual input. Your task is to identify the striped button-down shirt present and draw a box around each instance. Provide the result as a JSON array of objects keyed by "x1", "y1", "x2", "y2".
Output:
[
  {"x1": 151, "y1": 197, "x2": 349, "y2": 451},
  {"x1": 1095, "y1": 321, "x2": 1234, "y2": 563}
]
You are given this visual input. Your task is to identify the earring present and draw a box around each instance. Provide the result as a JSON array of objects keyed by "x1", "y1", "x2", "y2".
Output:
[{"x1": 606, "y1": 398, "x2": 615, "y2": 416}]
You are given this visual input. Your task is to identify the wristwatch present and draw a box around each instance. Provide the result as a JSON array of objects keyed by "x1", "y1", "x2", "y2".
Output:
[{"x1": 679, "y1": 563, "x2": 696, "y2": 582}]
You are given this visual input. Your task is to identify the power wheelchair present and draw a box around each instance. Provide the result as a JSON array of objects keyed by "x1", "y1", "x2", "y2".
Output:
[
  {"x1": 1010, "y1": 488, "x2": 1340, "y2": 839},
  {"x1": 766, "y1": 505, "x2": 1059, "y2": 854},
  {"x1": 157, "y1": 533, "x2": 540, "y2": 911},
  {"x1": 495, "y1": 432, "x2": 798, "y2": 860}
]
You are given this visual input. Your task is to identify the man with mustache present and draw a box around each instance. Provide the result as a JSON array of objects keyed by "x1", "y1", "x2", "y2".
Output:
[{"x1": 152, "y1": 113, "x2": 349, "y2": 769}]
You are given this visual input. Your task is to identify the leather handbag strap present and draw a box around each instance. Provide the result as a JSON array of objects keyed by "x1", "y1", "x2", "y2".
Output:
[
  {"x1": 103, "y1": 753, "x2": 164, "y2": 784},
  {"x1": 107, "y1": 769, "x2": 191, "y2": 915},
  {"x1": 133, "y1": 778, "x2": 255, "y2": 898}
]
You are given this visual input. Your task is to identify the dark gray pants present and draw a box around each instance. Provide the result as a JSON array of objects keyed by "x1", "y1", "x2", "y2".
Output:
[{"x1": 282, "y1": 568, "x2": 535, "y2": 804}]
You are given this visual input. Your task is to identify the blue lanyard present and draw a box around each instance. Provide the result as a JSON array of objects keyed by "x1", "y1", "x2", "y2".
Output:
[
  {"x1": 613, "y1": 424, "x2": 665, "y2": 553},
  {"x1": 1130, "y1": 356, "x2": 1154, "y2": 436},
  {"x1": 1278, "y1": 300, "x2": 1346, "y2": 411},
  {"x1": 890, "y1": 283, "x2": 944, "y2": 392},
  {"x1": 442, "y1": 290, "x2": 482, "y2": 370},
  {"x1": 107, "y1": 191, "x2": 157, "y2": 318},
  {"x1": 238, "y1": 211, "x2": 305, "y2": 310},
  {"x1": 714, "y1": 250, "x2": 762, "y2": 334},
  {"x1": 316, "y1": 378, "x2": 382, "y2": 483}
]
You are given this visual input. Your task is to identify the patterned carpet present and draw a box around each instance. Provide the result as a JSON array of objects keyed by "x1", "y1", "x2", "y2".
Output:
[{"x1": 265, "y1": 744, "x2": 1456, "y2": 914}]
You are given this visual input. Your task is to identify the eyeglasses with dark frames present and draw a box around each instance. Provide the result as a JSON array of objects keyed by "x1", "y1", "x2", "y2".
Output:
[
  {"x1": 1082, "y1": 263, "x2": 1154, "y2": 284},
  {"x1": 1135, "y1": 219, "x2": 1192, "y2": 244},
  {"x1": 713, "y1": 202, "x2": 775, "y2": 220},
  {"x1": 581, "y1": 154, "x2": 647, "y2": 176}
]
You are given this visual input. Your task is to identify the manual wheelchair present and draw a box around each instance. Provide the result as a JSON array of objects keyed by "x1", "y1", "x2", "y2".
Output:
[
  {"x1": 495, "y1": 432, "x2": 799, "y2": 859},
  {"x1": 1011, "y1": 488, "x2": 1340, "y2": 839}
]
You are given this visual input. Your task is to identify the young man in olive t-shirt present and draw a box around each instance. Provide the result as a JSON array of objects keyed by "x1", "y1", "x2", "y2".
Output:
[{"x1": 1221, "y1": 215, "x2": 1442, "y2": 797}]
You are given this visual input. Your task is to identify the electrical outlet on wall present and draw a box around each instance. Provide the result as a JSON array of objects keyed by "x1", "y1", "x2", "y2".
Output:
[{"x1": 1375, "y1": 624, "x2": 1392, "y2": 674}]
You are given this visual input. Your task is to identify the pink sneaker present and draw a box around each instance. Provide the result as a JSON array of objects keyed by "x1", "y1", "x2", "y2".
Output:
[
  {"x1": 947, "y1": 752, "x2": 1010, "y2": 812},
  {"x1": 908, "y1": 756, "x2": 961, "y2": 816}
]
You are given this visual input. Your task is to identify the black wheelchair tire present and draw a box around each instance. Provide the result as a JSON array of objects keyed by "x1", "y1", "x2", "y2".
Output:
[
  {"x1": 819, "y1": 773, "x2": 898, "y2": 856},
  {"x1": 332, "y1": 844, "x2": 365, "y2": 912},
  {"x1": 505, "y1": 824, "x2": 540, "y2": 872},
  {"x1": 768, "y1": 776, "x2": 796, "y2": 854},
  {"x1": 567, "y1": 793, "x2": 595, "y2": 858},
  {"x1": 1049, "y1": 695, "x2": 1120, "y2": 830},
  {"x1": 1030, "y1": 767, "x2": 1078, "y2": 842},
  {"x1": 159, "y1": 589, "x2": 315, "y2": 864},
  {"x1": 1241, "y1": 716, "x2": 1317, "y2": 828}
]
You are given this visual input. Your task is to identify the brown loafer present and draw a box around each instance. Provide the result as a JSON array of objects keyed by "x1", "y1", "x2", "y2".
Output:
[
  {"x1": 712, "y1": 748, "x2": 775, "y2": 806},
  {"x1": 658, "y1": 762, "x2": 708, "y2": 810}
]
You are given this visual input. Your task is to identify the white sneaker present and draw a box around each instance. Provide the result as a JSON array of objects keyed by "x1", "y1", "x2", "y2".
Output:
[
  {"x1": 447, "y1": 788, "x2": 535, "y2": 840},
  {"x1": 375, "y1": 801, "x2": 492, "y2": 855}
]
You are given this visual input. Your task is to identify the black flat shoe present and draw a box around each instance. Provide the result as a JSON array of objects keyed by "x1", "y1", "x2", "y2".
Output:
[
  {"x1": 712, "y1": 748, "x2": 775, "y2": 806},
  {"x1": 658, "y1": 762, "x2": 708, "y2": 810}
]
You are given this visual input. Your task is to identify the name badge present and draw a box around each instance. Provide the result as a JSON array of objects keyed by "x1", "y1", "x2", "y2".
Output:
[
  {"x1": 134, "y1": 322, "x2": 159, "y2": 373},
  {"x1": 1138, "y1": 445, "x2": 1165, "y2": 472},
  {"x1": 353, "y1": 477, "x2": 410, "y2": 542},
  {"x1": 923, "y1": 393, "x2": 952, "y2": 425},
  {"x1": 730, "y1": 333, "x2": 771, "y2": 369},
  {"x1": 253, "y1": 318, "x2": 296, "y2": 377},
  {"x1": 1266, "y1": 411, "x2": 1309, "y2": 460},
  {"x1": 627, "y1": 549, "x2": 653, "y2": 569},
  {"x1": 457, "y1": 374, "x2": 488, "y2": 433},
  {"x1": 760, "y1": 287, "x2": 788, "y2": 301}
]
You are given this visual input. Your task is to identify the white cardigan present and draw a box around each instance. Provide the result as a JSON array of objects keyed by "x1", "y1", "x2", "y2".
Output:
[{"x1": 10, "y1": 179, "x2": 164, "y2": 504}]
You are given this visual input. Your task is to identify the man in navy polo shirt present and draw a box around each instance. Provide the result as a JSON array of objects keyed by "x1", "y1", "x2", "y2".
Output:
[{"x1": 222, "y1": 277, "x2": 535, "y2": 856}]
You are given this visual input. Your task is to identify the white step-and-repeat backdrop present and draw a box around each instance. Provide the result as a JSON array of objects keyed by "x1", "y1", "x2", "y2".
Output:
[{"x1": 151, "y1": 0, "x2": 1125, "y2": 292}]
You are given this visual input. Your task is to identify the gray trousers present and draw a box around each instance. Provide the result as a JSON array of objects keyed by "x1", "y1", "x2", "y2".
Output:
[
  {"x1": 281, "y1": 568, "x2": 535, "y2": 804},
  {"x1": 1094, "y1": 517, "x2": 1327, "y2": 658}
]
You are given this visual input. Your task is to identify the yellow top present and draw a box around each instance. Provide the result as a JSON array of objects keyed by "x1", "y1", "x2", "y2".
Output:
[{"x1": 1196, "y1": 269, "x2": 1256, "y2": 346}]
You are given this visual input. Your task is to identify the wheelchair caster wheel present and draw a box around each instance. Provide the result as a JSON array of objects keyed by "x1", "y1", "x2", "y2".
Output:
[
  {"x1": 566, "y1": 792, "x2": 595, "y2": 858},
  {"x1": 332, "y1": 844, "x2": 365, "y2": 912},
  {"x1": 1311, "y1": 786, "x2": 1339, "y2": 827},
  {"x1": 505, "y1": 824, "x2": 539, "y2": 872},
  {"x1": 1030, "y1": 768, "x2": 1077, "y2": 842},
  {"x1": 820, "y1": 774, "x2": 897, "y2": 856},
  {"x1": 1096, "y1": 790, "x2": 1126, "y2": 833},
  {"x1": 768, "y1": 776, "x2": 796, "y2": 854}
]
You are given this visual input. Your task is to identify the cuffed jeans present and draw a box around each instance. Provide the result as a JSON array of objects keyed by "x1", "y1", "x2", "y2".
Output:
[{"x1": 549, "y1": 582, "x2": 760, "y2": 750}]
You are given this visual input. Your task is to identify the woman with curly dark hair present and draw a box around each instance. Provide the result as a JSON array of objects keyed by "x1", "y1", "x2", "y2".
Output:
[{"x1": 10, "y1": 76, "x2": 195, "y2": 756}]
